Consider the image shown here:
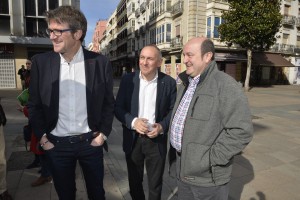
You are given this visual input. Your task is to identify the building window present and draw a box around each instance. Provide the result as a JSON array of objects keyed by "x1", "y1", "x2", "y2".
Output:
[
  {"x1": 166, "y1": 23, "x2": 171, "y2": 42},
  {"x1": 284, "y1": 5, "x2": 290, "y2": 16},
  {"x1": 0, "y1": 0, "x2": 9, "y2": 14},
  {"x1": 0, "y1": 0, "x2": 10, "y2": 35},
  {"x1": 283, "y1": 33, "x2": 289, "y2": 44},
  {"x1": 175, "y1": 24, "x2": 180, "y2": 37},
  {"x1": 150, "y1": 29, "x2": 156, "y2": 44},
  {"x1": 214, "y1": 17, "x2": 221, "y2": 38},
  {"x1": 24, "y1": 0, "x2": 59, "y2": 37},
  {"x1": 297, "y1": 36, "x2": 300, "y2": 47},
  {"x1": 206, "y1": 16, "x2": 223, "y2": 39},
  {"x1": 207, "y1": 17, "x2": 211, "y2": 38}
]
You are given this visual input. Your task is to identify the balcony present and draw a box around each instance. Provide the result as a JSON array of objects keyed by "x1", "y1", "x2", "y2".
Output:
[
  {"x1": 140, "y1": 2, "x2": 146, "y2": 13},
  {"x1": 282, "y1": 15, "x2": 295, "y2": 26},
  {"x1": 172, "y1": 1, "x2": 183, "y2": 17},
  {"x1": 296, "y1": 17, "x2": 300, "y2": 28},
  {"x1": 269, "y1": 43, "x2": 295, "y2": 54},
  {"x1": 171, "y1": 36, "x2": 183, "y2": 48}
]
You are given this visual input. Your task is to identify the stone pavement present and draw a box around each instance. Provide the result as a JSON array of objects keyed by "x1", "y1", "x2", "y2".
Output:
[{"x1": 1, "y1": 84, "x2": 300, "y2": 200}]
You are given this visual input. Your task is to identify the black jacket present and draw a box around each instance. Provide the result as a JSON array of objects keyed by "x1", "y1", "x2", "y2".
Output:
[{"x1": 0, "y1": 104, "x2": 7, "y2": 126}]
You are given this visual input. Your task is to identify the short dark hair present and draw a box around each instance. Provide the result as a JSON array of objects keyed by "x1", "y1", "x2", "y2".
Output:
[
  {"x1": 46, "y1": 6, "x2": 87, "y2": 42},
  {"x1": 201, "y1": 39, "x2": 215, "y2": 60}
]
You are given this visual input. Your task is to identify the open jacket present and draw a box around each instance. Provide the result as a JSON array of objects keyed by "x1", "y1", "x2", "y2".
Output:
[
  {"x1": 115, "y1": 70, "x2": 177, "y2": 156},
  {"x1": 27, "y1": 48, "x2": 115, "y2": 145},
  {"x1": 169, "y1": 61, "x2": 253, "y2": 187}
]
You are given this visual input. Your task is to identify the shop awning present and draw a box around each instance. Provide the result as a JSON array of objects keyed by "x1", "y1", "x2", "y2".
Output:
[
  {"x1": 215, "y1": 53, "x2": 247, "y2": 61},
  {"x1": 252, "y1": 52, "x2": 295, "y2": 67}
]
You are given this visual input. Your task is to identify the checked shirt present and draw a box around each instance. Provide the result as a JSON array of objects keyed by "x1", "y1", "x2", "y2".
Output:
[{"x1": 170, "y1": 75, "x2": 200, "y2": 152}]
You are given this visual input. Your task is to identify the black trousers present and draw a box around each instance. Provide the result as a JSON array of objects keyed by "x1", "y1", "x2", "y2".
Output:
[{"x1": 125, "y1": 136, "x2": 166, "y2": 200}]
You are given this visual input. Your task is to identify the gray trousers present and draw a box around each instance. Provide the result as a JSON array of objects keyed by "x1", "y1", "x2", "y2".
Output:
[{"x1": 176, "y1": 154, "x2": 229, "y2": 200}]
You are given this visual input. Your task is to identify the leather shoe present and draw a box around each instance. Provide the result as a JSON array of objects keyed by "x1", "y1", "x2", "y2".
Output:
[
  {"x1": 31, "y1": 176, "x2": 52, "y2": 187},
  {"x1": 0, "y1": 190, "x2": 13, "y2": 200}
]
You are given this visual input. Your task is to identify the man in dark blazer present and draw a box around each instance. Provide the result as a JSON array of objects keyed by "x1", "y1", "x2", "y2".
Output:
[
  {"x1": 115, "y1": 44, "x2": 177, "y2": 200},
  {"x1": 27, "y1": 6, "x2": 114, "y2": 200}
]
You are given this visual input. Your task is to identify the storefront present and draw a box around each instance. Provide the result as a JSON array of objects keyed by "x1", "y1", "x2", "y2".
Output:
[{"x1": 251, "y1": 52, "x2": 294, "y2": 85}]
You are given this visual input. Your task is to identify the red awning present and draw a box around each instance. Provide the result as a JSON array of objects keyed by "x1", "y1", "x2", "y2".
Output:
[{"x1": 252, "y1": 52, "x2": 294, "y2": 67}]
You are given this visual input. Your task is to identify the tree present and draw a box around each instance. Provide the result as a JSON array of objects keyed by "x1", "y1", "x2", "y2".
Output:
[{"x1": 218, "y1": 0, "x2": 282, "y2": 91}]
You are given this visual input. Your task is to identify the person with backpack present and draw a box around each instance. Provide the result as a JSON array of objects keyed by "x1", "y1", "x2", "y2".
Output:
[{"x1": 0, "y1": 102, "x2": 13, "y2": 200}]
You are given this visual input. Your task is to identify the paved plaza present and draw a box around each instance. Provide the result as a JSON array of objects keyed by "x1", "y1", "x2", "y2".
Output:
[{"x1": 1, "y1": 84, "x2": 300, "y2": 200}]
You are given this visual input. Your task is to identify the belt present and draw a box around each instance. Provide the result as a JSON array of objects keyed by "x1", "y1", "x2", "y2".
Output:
[
  {"x1": 138, "y1": 134, "x2": 149, "y2": 138},
  {"x1": 48, "y1": 132, "x2": 100, "y2": 144}
]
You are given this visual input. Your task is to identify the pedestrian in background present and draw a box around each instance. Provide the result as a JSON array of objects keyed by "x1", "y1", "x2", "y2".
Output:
[
  {"x1": 115, "y1": 44, "x2": 177, "y2": 200},
  {"x1": 0, "y1": 102, "x2": 13, "y2": 200},
  {"x1": 24, "y1": 60, "x2": 31, "y2": 89},
  {"x1": 17, "y1": 65, "x2": 26, "y2": 90},
  {"x1": 169, "y1": 37, "x2": 253, "y2": 200},
  {"x1": 27, "y1": 5, "x2": 115, "y2": 200}
]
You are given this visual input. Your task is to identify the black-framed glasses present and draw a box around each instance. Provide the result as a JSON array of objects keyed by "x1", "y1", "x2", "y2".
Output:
[{"x1": 46, "y1": 28, "x2": 74, "y2": 36}]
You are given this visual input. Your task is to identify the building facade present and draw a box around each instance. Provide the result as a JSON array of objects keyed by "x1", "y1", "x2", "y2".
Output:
[
  {"x1": 100, "y1": 0, "x2": 299, "y2": 85},
  {"x1": 0, "y1": 0, "x2": 79, "y2": 89},
  {"x1": 89, "y1": 20, "x2": 107, "y2": 53}
]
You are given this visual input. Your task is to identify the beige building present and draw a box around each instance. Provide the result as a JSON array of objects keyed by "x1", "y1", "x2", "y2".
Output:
[
  {"x1": 0, "y1": 0, "x2": 80, "y2": 89},
  {"x1": 100, "y1": 0, "x2": 299, "y2": 85}
]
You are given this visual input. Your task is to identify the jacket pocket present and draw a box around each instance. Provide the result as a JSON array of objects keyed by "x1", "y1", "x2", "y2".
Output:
[
  {"x1": 190, "y1": 95, "x2": 213, "y2": 121},
  {"x1": 183, "y1": 143, "x2": 211, "y2": 178},
  {"x1": 211, "y1": 160, "x2": 233, "y2": 182}
]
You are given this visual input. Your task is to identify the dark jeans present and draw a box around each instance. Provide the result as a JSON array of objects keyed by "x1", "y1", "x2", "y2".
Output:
[
  {"x1": 46, "y1": 134, "x2": 105, "y2": 200},
  {"x1": 39, "y1": 154, "x2": 51, "y2": 177},
  {"x1": 125, "y1": 136, "x2": 166, "y2": 200}
]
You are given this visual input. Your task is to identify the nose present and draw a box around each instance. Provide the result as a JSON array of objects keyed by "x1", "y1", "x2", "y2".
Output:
[
  {"x1": 49, "y1": 32, "x2": 57, "y2": 39},
  {"x1": 183, "y1": 55, "x2": 188, "y2": 64}
]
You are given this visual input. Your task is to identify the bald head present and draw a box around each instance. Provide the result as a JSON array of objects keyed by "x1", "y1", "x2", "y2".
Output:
[{"x1": 185, "y1": 37, "x2": 215, "y2": 60}]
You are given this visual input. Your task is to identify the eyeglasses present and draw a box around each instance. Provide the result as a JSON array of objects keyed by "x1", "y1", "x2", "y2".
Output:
[
  {"x1": 26, "y1": 63, "x2": 31, "y2": 65},
  {"x1": 46, "y1": 28, "x2": 74, "y2": 36}
]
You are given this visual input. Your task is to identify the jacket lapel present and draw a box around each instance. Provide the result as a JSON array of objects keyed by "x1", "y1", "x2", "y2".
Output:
[
  {"x1": 83, "y1": 50, "x2": 95, "y2": 113},
  {"x1": 50, "y1": 53, "x2": 61, "y2": 113},
  {"x1": 155, "y1": 72, "x2": 163, "y2": 121},
  {"x1": 132, "y1": 71, "x2": 140, "y2": 117}
]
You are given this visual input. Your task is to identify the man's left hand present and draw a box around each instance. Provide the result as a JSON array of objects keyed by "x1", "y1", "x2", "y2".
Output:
[
  {"x1": 146, "y1": 123, "x2": 163, "y2": 138},
  {"x1": 91, "y1": 132, "x2": 105, "y2": 146}
]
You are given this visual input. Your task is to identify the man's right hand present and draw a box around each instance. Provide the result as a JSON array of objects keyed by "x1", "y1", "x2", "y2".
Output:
[
  {"x1": 40, "y1": 135, "x2": 54, "y2": 150},
  {"x1": 134, "y1": 118, "x2": 149, "y2": 135}
]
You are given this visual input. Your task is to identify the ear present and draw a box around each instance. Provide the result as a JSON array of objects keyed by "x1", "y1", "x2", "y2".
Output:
[
  {"x1": 204, "y1": 52, "x2": 213, "y2": 63},
  {"x1": 74, "y1": 30, "x2": 83, "y2": 40}
]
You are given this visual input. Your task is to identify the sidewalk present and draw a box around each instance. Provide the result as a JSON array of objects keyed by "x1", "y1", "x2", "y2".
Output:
[{"x1": 1, "y1": 84, "x2": 300, "y2": 200}]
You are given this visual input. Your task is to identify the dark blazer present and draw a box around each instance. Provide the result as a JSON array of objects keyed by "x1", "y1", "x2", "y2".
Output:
[
  {"x1": 28, "y1": 48, "x2": 115, "y2": 140},
  {"x1": 115, "y1": 70, "x2": 177, "y2": 156}
]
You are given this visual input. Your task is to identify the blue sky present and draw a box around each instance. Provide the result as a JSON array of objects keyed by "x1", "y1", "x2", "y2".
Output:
[{"x1": 80, "y1": 0, "x2": 119, "y2": 44}]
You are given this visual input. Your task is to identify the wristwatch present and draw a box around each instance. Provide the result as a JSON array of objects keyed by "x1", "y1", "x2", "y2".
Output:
[{"x1": 100, "y1": 133, "x2": 107, "y2": 141}]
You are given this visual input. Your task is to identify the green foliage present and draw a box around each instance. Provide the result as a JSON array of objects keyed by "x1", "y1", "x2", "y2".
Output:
[{"x1": 218, "y1": 0, "x2": 282, "y2": 51}]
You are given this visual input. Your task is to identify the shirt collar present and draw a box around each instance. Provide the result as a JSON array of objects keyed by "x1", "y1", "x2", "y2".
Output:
[
  {"x1": 188, "y1": 74, "x2": 200, "y2": 85},
  {"x1": 60, "y1": 46, "x2": 83, "y2": 65},
  {"x1": 139, "y1": 70, "x2": 158, "y2": 83}
]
